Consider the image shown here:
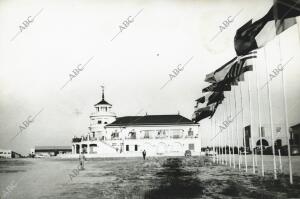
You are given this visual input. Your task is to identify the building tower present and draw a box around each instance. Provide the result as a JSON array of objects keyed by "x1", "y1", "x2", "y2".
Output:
[{"x1": 89, "y1": 86, "x2": 116, "y2": 140}]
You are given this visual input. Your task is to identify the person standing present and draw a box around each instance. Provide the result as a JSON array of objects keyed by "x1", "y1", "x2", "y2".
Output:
[
  {"x1": 142, "y1": 150, "x2": 146, "y2": 160},
  {"x1": 79, "y1": 152, "x2": 86, "y2": 170}
]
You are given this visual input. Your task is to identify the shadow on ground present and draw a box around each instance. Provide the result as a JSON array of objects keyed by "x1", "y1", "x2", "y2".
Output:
[{"x1": 144, "y1": 158, "x2": 204, "y2": 199}]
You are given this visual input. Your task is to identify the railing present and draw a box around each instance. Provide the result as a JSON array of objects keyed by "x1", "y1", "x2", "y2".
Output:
[
  {"x1": 170, "y1": 135, "x2": 183, "y2": 139},
  {"x1": 125, "y1": 136, "x2": 136, "y2": 140},
  {"x1": 155, "y1": 135, "x2": 168, "y2": 139}
]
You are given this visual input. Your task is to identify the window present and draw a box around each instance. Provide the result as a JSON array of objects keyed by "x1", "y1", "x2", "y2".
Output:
[
  {"x1": 188, "y1": 143, "x2": 195, "y2": 150},
  {"x1": 144, "y1": 131, "x2": 150, "y2": 139},
  {"x1": 129, "y1": 131, "x2": 136, "y2": 139},
  {"x1": 98, "y1": 120, "x2": 102, "y2": 124},
  {"x1": 260, "y1": 127, "x2": 265, "y2": 137},
  {"x1": 276, "y1": 127, "x2": 281, "y2": 134},
  {"x1": 126, "y1": 145, "x2": 129, "y2": 151},
  {"x1": 111, "y1": 132, "x2": 119, "y2": 139},
  {"x1": 104, "y1": 122, "x2": 108, "y2": 124},
  {"x1": 135, "y1": 145, "x2": 138, "y2": 151},
  {"x1": 156, "y1": 130, "x2": 167, "y2": 138},
  {"x1": 188, "y1": 128, "x2": 193, "y2": 137},
  {"x1": 171, "y1": 129, "x2": 183, "y2": 139}
]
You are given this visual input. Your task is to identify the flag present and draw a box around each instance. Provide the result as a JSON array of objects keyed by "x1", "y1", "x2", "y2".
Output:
[
  {"x1": 203, "y1": 60, "x2": 253, "y2": 93},
  {"x1": 207, "y1": 92, "x2": 225, "y2": 106},
  {"x1": 195, "y1": 94, "x2": 209, "y2": 108},
  {"x1": 192, "y1": 106, "x2": 214, "y2": 123},
  {"x1": 274, "y1": 0, "x2": 298, "y2": 34},
  {"x1": 205, "y1": 52, "x2": 257, "y2": 84},
  {"x1": 224, "y1": 58, "x2": 253, "y2": 81},
  {"x1": 234, "y1": 0, "x2": 300, "y2": 56},
  {"x1": 205, "y1": 57, "x2": 237, "y2": 83},
  {"x1": 195, "y1": 91, "x2": 226, "y2": 108},
  {"x1": 202, "y1": 82, "x2": 231, "y2": 93}
]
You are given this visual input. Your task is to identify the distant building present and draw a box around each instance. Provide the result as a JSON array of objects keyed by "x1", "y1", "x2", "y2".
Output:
[
  {"x1": 71, "y1": 87, "x2": 201, "y2": 157},
  {"x1": 290, "y1": 123, "x2": 300, "y2": 146},
  {"x1": 34, "y1": 146, "x2": 72, "y2": 157},
  {"x1": 0, "y1": 149, "x2": 22, "y2": 158}
]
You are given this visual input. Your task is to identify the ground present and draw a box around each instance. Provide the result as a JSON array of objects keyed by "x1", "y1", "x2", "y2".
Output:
[{"x1": 0, "y1": 155, "x2": 300, "y2": 198}]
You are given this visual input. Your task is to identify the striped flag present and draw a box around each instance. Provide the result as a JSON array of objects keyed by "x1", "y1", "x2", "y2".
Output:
[{"x1": 205, "y1": 52, "x2": 257, "y2": 84}]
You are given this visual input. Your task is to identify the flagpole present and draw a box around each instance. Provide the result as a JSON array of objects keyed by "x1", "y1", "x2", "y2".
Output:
[
  {"x1": 264, "y1": 48, "x2": 277, "y2": 180},
  {"x1": 247, "y1": 70, "x2": 255, "y2": 174},
  {"x1": 254, "y1": 55, "x2": 265, "y2": 177},
  {"x1": 215, "y1": 115, "x2": 219, "y2": 164},
  {"x1": 234, "y1": 87, "x2": 241, "y2": 171},
  {"x1": 227, "y1": 93, "x2": 232, "y2": 167},
  {"x1": 223, "y1": 105, "x2": 228, "y2": 165},
  {"x1": 218, "y1": 110, "x2": 221, "y2": 165},
  {"x1": 211, "y1": 117, "x2": 216, "y2": 163},
  {"x1": 277, "y1": 35, "x2": 293, "y2": 185},
  {"x1": 239, "y1": 78, "x2": 248, "y2": 172},
  {"x1": 221, "y1": 105, "x2": 225, "y2": 165},
  {"x1": 219, "y1": 106, "x2": 223, "y2": 165},
  {"x1": 224, "y1": 96, "x2": 231, "y2": 167},
  {"x1": 229, "y1": 92, "x2": 235, "y2": 168}
]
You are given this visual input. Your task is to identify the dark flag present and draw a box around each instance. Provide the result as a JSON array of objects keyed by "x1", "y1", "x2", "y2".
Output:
[
  {"x1": 207, "y1": 92, "x2": 225, "y2": 106},
  {"x1": 234, "y1": 0, "x2": 300, "y2": 56},
  {"x1": 192, "y1": 106, "x2": 213, "y2": 123},
  {"x1": 202, "y1": 83, "x2": 231, "y2": 93}
]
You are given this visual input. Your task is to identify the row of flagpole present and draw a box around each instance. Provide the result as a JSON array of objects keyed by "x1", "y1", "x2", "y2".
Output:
[
  {"x1": 193, "y1": 1, "x2": 299, "y2": 185},
  {"x1": 206, "y1": 46, "x2": 294, "y2": 183}
]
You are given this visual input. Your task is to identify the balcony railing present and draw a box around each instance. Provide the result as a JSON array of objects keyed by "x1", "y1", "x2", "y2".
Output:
[{"x1": 155, "y1": 135, "x2": 168, "y2": 139}]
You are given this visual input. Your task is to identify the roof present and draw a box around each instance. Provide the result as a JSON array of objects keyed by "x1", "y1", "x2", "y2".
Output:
[
  {"x1": 291, "y1": 123, "x2": 300, "y2": 129},
  {"x1": 105, "y1": 115, "x2": 195, "y2": 127},
  {"x1": 35, "y1": 146, "x2": 72, "y2": 151},
  {"x1": 94, "y1": 99, "x2": 112, "y2": 106}
]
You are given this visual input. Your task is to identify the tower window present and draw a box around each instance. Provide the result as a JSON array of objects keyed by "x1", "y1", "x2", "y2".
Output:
[
  {"x1": 135, "y1": 145, "x2": 138, "y2": 151},
  {"x1": 98, "y1": 120, "x2": 102, "y2": 124},
  {"x1": 188, "y1": 143, "x2": 195, "y2": 150},
  {"x1": 126, "y1": 145, "x2": 129, "y2": 151},
  {"x1": 104, "y1": 122, "x2": 108, "y2": 124}
]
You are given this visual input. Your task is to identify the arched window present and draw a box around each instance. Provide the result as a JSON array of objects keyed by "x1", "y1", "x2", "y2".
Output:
[{"x1": 256, "y1": 139, "x2": 269, "y2": 147}]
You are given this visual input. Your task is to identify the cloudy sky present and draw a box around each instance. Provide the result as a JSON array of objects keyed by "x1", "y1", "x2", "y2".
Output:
[{"x1": 0, "y1": 0, "x2": 299, "y2": 155}]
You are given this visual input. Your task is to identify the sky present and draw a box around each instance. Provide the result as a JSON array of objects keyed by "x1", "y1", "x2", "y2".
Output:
[{"x1": 0, "y1": 0, "x2": 299, "y2": 155}]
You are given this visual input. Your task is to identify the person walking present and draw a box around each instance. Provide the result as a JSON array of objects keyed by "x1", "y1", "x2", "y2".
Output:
[
  {"x1": 79, "y1": 152, "x2": 86, "y2": 170},
  {"x1": 142, "y1": 150, "x2": 146, "y2": 160}
]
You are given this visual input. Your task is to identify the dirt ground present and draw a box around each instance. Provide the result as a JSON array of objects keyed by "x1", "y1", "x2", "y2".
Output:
[{"x1": 0, "y1": 156, "x2": 300, "y2": 199}]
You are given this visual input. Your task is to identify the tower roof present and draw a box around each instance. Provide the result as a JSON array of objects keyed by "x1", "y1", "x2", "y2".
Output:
[
  {"x1": 95, "y1": 99, "x2": 111, "y2": 106},
  {"x1": 95, "y1": 86, "x2": 112, "y2": 106}
]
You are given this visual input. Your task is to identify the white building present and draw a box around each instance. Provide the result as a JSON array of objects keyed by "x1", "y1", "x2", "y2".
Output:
[
  {"x1": 0, "y1": 149, "x2": 12, "y2": 158},
  {"x1": 0, "y1": 149, "x2": 22, "y2": 158},
  {"x1": 71, "y1": 88, "x2": 200, "y2": 157}
]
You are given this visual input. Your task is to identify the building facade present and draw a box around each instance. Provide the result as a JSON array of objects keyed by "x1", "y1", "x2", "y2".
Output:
[
  {"x1": 0, "y1": 149, "x2": 22, "y2": 158},
  {"x1": 71, "y1": 88, "x2": 201, "y2": 157},
  {"x1": 33, "y1": 146, "x2": 72, "y2": 157}
]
